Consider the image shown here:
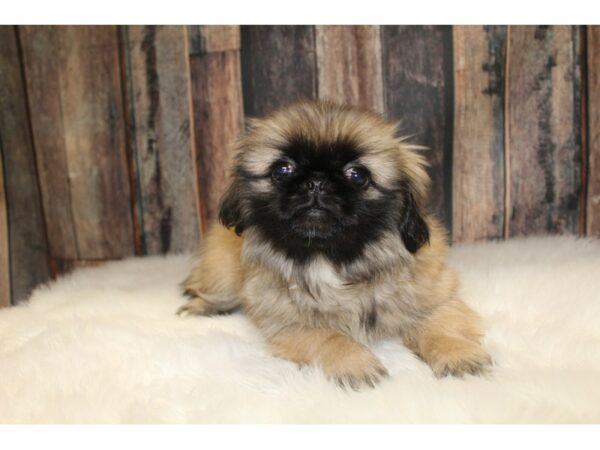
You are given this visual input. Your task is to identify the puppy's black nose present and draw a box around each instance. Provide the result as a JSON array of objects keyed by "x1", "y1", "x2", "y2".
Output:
[
  {"x1": 307, "y1": 179, "x2": 326, "y2": 193},
  {"x1": 304, "y1": 173, "x2": 328, "y2": 194}
]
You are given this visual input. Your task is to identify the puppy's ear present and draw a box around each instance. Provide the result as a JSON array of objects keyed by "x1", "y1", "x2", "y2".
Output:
[
  {"x1": 219, "y1": 180, "x2": 246, "y2": 235},
  {"x1": 398, "y1": 188, "x2": 430, "y2": 254}
]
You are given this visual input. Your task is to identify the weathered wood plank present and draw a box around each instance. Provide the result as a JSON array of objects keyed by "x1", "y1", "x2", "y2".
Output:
[
  {"x1": 0, "y1": 145, "x2": 9, "y2": 307},
  {"x1": 452, "y1": 26, "x2": 506, "y2": 242},
  {"x1": 188, "y1": 25, "x2": 240, "y2": 55},
  {"x1": 50, "y1": 258, "x2": 108, "y2": 275},
  {"x1": 19, "y1": 26, "x2": 135, "y2": 259},
  {"x1": 189, "y1": 27, "x2": 244, "y2": 226},
  {"x1": 17, "y1": 27, "x2": 76, "y2": 259},
  {"x1": 0, "y1": 26, "x2": 51, "y2": 303},
  {"x1": 122, "y1": 25, "x2": 200, "y2": 254},
  {"x1": 315, "y1": 25, "x2": 384, "y2": 113},
  {"x1": 382, "y1": 25, "x2": 453, "y2": 232},
  {"x1": 506, "y1": 26, "x2": 583, "y2": 236},
  {"x1": 587, "y1": 26, "x2": 600, "y2": 237},
  {"x1": 241, "y1": 25, "x2": 317, "y2": 117}
]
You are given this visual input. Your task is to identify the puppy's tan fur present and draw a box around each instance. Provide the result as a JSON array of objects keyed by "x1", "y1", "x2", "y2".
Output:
[{"x1": 180, "y1": 101, "x2": 490, "y2": 388}]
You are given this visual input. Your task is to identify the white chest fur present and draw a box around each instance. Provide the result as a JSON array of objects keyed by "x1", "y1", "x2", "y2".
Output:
[{"x1": 240, "y1": 228, "x2": 419, "y2": 341}]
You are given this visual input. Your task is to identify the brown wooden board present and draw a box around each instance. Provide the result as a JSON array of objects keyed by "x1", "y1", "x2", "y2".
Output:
[
  {"x1": 241, "y1": 26, "x2": 317, "y2": 117},
  {"x1": 0, "y1": 144, "x2": 9, "y2": 307},
  {"x1": 587, "y1": 26, "x2": 600, "y2": 237},
  {"x1": 0, "y1": 26, "x2": 51, "y2": 303},
  {"x1": 452, "y1": 26, "x2": 506, "y2": 242},
  {"x1": 189, "y1": 47, "x2": 244, "y2": 227},
  {"x1": 315, "y1": 25, "x2": 384, "y2": 113},
  {"x1": 382, "y1": 26, "x2": 454, "y2": 232},
  {"x1": 506, "y1": 26, "x2": 583, "y2": 236},
  {"x1": 17, "y1": 27, "x2": 76, "y2": 259},
  {"x1": 188, "y1": 25, "x2": 240, "y2": 55},
  {"x1": 121, "y1": 25, "x2": 200, "y2": 254},
  {"x1": 19, "y1": 26, "x2": 135, "y2": 260},
  {"x1": 50, "y1": 258, "x2": 108, "y2": 275}
]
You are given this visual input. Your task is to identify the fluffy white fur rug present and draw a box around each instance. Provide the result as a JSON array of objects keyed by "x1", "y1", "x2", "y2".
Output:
[{"x1": 1, "y1": 236, "x2": 599, "y2": 423}]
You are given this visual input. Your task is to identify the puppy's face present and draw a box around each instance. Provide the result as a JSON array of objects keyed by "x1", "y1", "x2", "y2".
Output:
[
  {"x1": 220, "y1": 101, "x2": 430, "y2": 265},
  {"x1": 261, "y1": 137, "x2": 372, "y2": 240}
]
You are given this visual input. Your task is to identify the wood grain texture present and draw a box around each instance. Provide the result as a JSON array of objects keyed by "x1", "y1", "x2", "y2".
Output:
[
  {"x1": 18, "y1": 27, "x2": 76, "y2": 259},
  {"x1": 190, "y1": 48, "x2": 244, "y2": 227},
  {"x1": 452, "y1": 26, "x2": 506, "y2": 242},
  {"x1": 241, "y1": 26, "x2": 317, "y2": 117},
  {"x1": 587, "y1": 26, "x2": 600, "y2": 236},
  {"x1": 122, "y1": 25, "x2": 200, "y2": 254},
  {"x1": 506, "y1": 26, "x2": 583, "y2": 236},
  {"x1": 0, "y1": 26, "x2": 51, "y2": 303},
  {"x1": 188, "y1": 25, "x2": 240, "y2": 55},
  {"x1": 315, "y1": 25, "x2": 384, "y2": 113},
  {"x1": 0, "y1": 144, "x2": 9, "y2": 307},
  {"x1": 382, "y1": 26, "x2": 453, "y2": 231},
  {"x1": 20, "y1": 26, "x2": 135, "y2": 259}
]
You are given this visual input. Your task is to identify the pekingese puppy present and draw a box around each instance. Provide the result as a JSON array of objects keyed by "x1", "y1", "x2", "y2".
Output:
[{"x1": 179, "y1": 100, "x2": 491, "y2": 389}]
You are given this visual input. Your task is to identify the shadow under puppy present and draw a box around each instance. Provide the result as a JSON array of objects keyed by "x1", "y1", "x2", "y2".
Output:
[{"x1": 179, "y1": 100, "x2": 491, "y2": 389}]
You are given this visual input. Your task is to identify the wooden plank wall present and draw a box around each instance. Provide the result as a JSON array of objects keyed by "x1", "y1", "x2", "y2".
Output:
[
  {"x1": 588, "y1": 26, "x2": 600, "y2": 236},
  {"x1": 241, "y1": 26, "x2": 317, "y2": 116},
  {"x1": 0, "y1": 25, "x2": 597, "y2": 306},
  {"x1": 0, "y1": 26, "x2": 51, "y2": 304},
  {"x1": 382, "y1": 26, "x2": 454, "y2": 230},
  {"x1": 122, "y1": 25, "x2": 200, "y2": 254},
  {"x1": 19, "y1": 26, "x2": 135, "y2": 263},
  {"x1": 0, "y1": 145, "x2": 8, "y2": 307},
  {"x1": 316, "y1": 26, "x2": 384, "y2": 113},
  {"x1": 506, "y1": 26, "x2": 583, "y2": 237},
  {"x1": 452, "y1": 26, "x2": 506, "y2": 242},
  {"x1": 189, "y1": 25, "x2": 244, "y2": 227}
]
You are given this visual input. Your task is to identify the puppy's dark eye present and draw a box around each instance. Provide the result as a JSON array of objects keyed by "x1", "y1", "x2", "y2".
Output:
[
  {"x1": 271, "y1": 162, "x2": 295, "y2": 181},
  {"x1": 344, "y1": 167, "x2": 370, "y2": 186}
]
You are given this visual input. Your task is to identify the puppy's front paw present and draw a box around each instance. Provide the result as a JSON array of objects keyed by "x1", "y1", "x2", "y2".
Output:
[
  {"x1": 322, "y1": 347, "x2": 389, "y2": 390},
  {"x1": 176, "y1": 295, "x2": 213, "y2": 316},
  {"x1": 426, "y1": 339, "x2": 492, "y2": 378}
]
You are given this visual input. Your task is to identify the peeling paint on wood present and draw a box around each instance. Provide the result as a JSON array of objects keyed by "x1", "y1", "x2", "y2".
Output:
[
  {"x1": 506, "y1": 26, "x2": 583, "y2": 236},
  {"x1": 122, "y1": 25, "x2": 200, "y2": 254}
]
